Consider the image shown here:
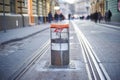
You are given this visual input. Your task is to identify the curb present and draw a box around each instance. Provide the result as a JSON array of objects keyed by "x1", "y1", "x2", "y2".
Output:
[
  {"x1": 98, "y1": 23, "x2": 120, "y2": 30},
  {"x1": 100, "y1": 21, "x2": 120, "y2": 27},
  {"x1": 0, "y1": 27, "x2": 49, "y2": 45}
]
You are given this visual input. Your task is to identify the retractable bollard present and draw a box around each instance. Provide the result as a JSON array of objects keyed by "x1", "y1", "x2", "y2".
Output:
[{"x1": 50, "y1": 23, "x2": 69, "y2": 66}]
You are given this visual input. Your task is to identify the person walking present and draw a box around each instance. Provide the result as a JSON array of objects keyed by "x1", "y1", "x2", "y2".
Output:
[
  {"x1": 48, "y1": 11, "x2": 53, "y2": 23},
  {"x1": 59, "y1": 13, "x2": 65, "y2": 21},
  {"x1": 105, "y1": 11, "x2": 108, "y2": 22},
  {"x1": 107, "y1": 10, "x2": 112, "y2": 22},
  {"x1": 94, "y1": 11, "x2": 98, "y2": 23},
  {"x1": 68, "y1": 14, "x2": 71, "y2": 20},
  {"x1": 98, "y1": 12, "x2": 102, "y2": 23},
  {"x1": 54, "y1": 12, "x2": 58, "y2": 22}
]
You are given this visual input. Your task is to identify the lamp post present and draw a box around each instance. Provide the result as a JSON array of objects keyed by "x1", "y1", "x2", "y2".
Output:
[{"x1": 3, "y1": 0, "x2": 6, "y2": 32}]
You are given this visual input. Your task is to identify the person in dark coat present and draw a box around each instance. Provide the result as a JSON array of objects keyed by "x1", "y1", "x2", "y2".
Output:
[
  {"x1": 105, "y1": 11, "x2": 108, "y2": 22},
  {"x1": 107, "y1": 10, "x2": 112, "y2": 22},
  {"x1": 54, "y1": 12, "x2": 58, "y2": 22},
  {"x1": 68, "y1": 14, "x2": 71, "y2": 20},
  {"x1": 98, "y1": 12, "x2": 102, "y2": 23},
  {"x1": 93, "y1": 11, "x2": 98, "y2": 23},
  {"x1": 48, "y1": 11, "x2": 53, "y2": 23},
  {"x1": 59, "y1": 13, "x2": 65, "y2": 21}
]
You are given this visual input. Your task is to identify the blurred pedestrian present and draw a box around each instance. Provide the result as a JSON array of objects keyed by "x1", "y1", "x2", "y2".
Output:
[
  {"x1": 54, "y1": 12, "x2": 58, "y2": 22},
  {"x1": 93, "y1": 11, "x2": 98, "y2": 23},
  {"x1": 68, "y1": 14, "x2": 71, "y2": 20},
  {"x1": 59, "y1": 13, "x2": 65, "y2": 21},
  {"x1": 48, "y1": 11, "x2": 53, "y2": 23},
  {"x1": 105, "y1": 11, "x2": 108, "y2": 22},
  {"x1": 90, "y1": 14, "x2": 94, "y2": 21},
  {"x1": 107, "y1": 10, "x2": 112, "y2": 22},
  {"x1": 98, "y1": 12, "x2": 102, "y2": 23}
]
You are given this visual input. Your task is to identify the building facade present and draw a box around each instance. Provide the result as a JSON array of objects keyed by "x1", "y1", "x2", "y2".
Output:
[
  {"x1": 59, "y1": 2, "x2": 71, "y2": 19},
  {"x1": 105, "y1": 0, "x2": 120, "y2": 22},
  {"x1": 74, "y1": 1, "x2": 90, "y2": 16},
  {"x1": 0, "y1": 0, "x2": 59, "y2": 31},
  {"x1": 90, "y1": 0, "x2": 105, "y2": 16},
  {"x1": 90, "y1": 0, "x2": 120, "y2": 22}
]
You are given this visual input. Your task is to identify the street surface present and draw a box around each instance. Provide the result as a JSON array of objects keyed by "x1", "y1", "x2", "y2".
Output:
[
  {"x1": 19, "y1": 21, "x2": 88, "y2": 80},
  {"x1": 0, "y1": 20, "x2": 120, "y2": 80},
  {"x1": 0, "y1": 27, "x2": 50, "y2": 80},
  {"x1": 73, "y1": 20, "x2": 120, "y2": 80}
]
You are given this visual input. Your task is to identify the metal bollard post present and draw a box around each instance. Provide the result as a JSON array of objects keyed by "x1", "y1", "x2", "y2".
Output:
[{"x1": 50, "y1": 23, "x2": 69, "y2": 66}]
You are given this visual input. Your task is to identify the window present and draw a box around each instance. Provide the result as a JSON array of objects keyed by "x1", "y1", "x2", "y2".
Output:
[
  {"x1": 10, "y1": 0, "x2": 15, "y2": 13},
  {"x1": 24, "y1": 0, "x2": 28, "y2": 7},
  {"x1": 105, "y1": 0, "x2": 108, "y2": 10}
]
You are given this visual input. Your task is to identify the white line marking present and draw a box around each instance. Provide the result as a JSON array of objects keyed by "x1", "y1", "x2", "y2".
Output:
[
  {"x1": 71, "y1": 21, "x2": 111, "y2": 80},
  {"x1": 72, "y1": 21, "x2": 93, "y2": 80}
]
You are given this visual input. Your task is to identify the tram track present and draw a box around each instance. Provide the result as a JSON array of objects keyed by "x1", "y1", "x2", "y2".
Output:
[
  {"x1": 9, "y1": 40, "x2": 50, "y2": 80},
  {"x1": 72, "y1": 21, "x2": 111, "y2": 80}
]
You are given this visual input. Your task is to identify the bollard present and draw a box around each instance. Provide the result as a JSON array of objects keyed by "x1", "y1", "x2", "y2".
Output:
[{"x1": 50, "y1": 23, "x2": 69, "y2": 66}]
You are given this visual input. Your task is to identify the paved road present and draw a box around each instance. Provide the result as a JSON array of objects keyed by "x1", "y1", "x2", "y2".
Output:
[
  {"x1": 19, "y1": 21, "x2": 88, "y2": 80},
  {"x1": 0, "y1": 20, "x2": 120, "y2": 80},
  {"x1": 0, "y1": 27, "x2": 50, "y2": 80},
  {"x1": 0, "y1": 21, "x2": 88, "y2": 80},
  {"x1": 73, "y1": 20, "x2": 120, "y2": 80}
]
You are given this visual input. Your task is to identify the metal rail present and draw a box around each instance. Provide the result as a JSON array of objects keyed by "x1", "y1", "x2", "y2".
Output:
[
  {"x1": 9, "y1": 40, "x2": 50, "y2": 80},
  {"x1": 72, "y1": 21, "x2": 111, "y2": 80}
]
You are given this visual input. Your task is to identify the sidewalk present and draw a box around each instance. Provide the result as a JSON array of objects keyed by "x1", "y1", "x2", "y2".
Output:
[
  {"x1": 0, "y1": 23, "x2": 50, "y2": 45},
  {"x1": 100, "y1": 21, "x2": 120, "y2": 27}
]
